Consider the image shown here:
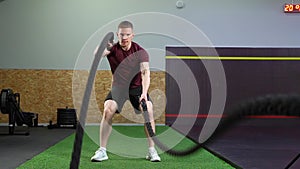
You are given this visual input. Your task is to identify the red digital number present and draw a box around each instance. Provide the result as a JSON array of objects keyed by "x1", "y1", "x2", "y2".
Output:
[
  {"x1": 286, "y1": 4, "x2": 293, "y2": 12},
  {"x1": 284, "y1": 4, "x2": 300, "y2": 13}
]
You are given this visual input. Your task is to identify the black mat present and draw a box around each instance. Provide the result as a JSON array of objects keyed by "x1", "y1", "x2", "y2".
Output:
[
  {"x1": 203, "y1": 118, "x2": 300, "y2": 169},
  {"x1": 0, "y1": 126, "x2": 74, "y2": 169}
]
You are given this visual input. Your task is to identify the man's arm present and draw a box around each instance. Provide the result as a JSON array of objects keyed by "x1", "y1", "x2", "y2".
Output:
[{"x1": 140, "y1": 62, "x2": 150, "y2": 101}]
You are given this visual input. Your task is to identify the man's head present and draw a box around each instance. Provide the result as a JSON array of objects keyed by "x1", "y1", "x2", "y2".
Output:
[{"x1": 117, "y1": 21, "x2": 134, "y2": 50}]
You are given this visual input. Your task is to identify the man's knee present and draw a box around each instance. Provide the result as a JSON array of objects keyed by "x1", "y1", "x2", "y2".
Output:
[
  {"x1": 146, "y1": 101, "x2": 153, "y2": 111},
  {"x1": 146, "y1": 101, "x2": 155, "y2": 119},
  {"x1": 103, "y1": 100, "x2": 117, "y2": 119}
]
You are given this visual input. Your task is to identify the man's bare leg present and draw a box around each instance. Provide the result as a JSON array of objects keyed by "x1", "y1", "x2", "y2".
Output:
[
  {"x1": 100, "y1": 100, "x2": 118, "y2": 148},
  {"x1": 144, "y1": 101, "x2": 161, "y2": 162},
  {"x1": 91, "y1": 100, "x2": 117, "y2": 162}
]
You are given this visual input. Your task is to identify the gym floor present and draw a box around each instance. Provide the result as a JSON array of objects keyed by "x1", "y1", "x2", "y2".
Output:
[
  {"x1": 0, "y1": 126, "x2": 74, "y2": 169},
  {"x1": 182, "y1": 118, "x2": 300, "y2": 169},
  {"x1": 2, "y1": 119, "x2": 300, "y2": 169},
  {"x1": 210, "y1": 118, "x2": 300, "y2": 169}
]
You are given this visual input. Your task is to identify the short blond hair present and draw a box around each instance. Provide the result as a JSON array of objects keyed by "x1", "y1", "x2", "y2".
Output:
[{"x1": 118, "y1": 21, "x2": 133, "y2": 29}]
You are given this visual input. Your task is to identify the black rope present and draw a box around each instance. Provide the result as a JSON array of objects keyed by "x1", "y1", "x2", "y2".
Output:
[
  {"x1": 141, "y1": 94, "x2": 300, "y2": 156},
  {"x1": 70, "y1": 32, "x2": 114, "y2": 169},
  {"x1": 207, "y1": 94, "x2": 300, "y2": 145}
]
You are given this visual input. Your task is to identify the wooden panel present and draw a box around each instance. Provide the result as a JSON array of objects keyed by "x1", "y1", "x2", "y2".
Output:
[{"x1": 0, "y1": 69, "x2": 165, "y2": 124}]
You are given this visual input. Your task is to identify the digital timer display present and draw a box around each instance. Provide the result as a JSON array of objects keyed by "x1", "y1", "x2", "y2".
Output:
[{"x1": 284, "y1": 4, "x2": 300, "y2": 13}]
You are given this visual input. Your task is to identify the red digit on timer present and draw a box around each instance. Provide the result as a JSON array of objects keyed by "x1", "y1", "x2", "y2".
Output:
[
  {"x1": 285, "y1": 4, "x2": 293, "y2": 12},
  {"x1": 289, "y1": 4, "x2": 294, "y2": 11}
]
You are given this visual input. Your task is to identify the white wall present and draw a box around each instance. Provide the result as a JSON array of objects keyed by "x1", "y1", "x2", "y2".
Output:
[{"x1": 0, "y1": 0, "x2": 299, "y2": 70}]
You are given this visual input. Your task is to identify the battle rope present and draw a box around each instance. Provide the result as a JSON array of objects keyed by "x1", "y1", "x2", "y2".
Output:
[
  {"x1": 141, "y1": 94, "x2": 300, "y2": 156},
  {"x1": 70, "y1": 32, "x2": 114, "y2": 169}
]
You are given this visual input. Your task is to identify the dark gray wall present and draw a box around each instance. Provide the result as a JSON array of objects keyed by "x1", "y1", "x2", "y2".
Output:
[{"x1": 0, "y1": 0, "x2": 299, "y2": 70}]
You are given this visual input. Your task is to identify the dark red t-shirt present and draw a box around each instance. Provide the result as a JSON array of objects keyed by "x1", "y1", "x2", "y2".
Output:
[{"x1": 107, "y1": 42, "x2": 149, "y2": 88}]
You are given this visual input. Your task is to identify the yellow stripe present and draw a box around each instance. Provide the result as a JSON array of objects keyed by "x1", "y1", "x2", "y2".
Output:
[{"x1": 165, "y1": 56, "x2": 300, "y2": 60}]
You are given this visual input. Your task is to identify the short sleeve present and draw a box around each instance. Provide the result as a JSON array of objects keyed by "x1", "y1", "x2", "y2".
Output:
[{"x1": 139, "y1": 48, "x2": 149, "y2": 63}]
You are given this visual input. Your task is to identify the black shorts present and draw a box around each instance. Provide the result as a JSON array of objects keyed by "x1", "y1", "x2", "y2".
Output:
[{"x1": 105, "y1": 86, "x2": 151, "y2": 114}]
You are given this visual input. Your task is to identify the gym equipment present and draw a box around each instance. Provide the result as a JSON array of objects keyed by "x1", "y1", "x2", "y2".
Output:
[
  {"x1": 48, "y1": 107, "x2": 77, "y2": 129},
  {"x1": 70, "y1": 32, "x2": 114, "y2": 169},
  {"x1": 0, "y1": 89, "x2": 30, "y2": 135},
  {"x1": 17, "y1": 112, "x2": 38, "y2": 127}
]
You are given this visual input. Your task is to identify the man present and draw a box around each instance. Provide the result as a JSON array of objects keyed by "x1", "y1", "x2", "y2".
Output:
[{"x1": 91, "y1": 21, "x2": 161, "y2": 162}]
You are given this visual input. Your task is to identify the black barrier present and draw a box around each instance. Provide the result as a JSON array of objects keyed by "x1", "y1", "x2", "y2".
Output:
[{"x1": 166, "y1": 47, "x2": 300, "y2": 142}]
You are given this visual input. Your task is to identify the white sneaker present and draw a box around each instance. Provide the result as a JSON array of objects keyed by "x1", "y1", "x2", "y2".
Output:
[
  {"x1": 146, "y1": 148, "x2": 161, "y2": 162},
  {"x1": 91, "y1": 148, "x2": 108, "y2": 162}
]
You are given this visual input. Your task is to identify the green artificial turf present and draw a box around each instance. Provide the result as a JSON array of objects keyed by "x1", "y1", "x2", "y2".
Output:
[{"x1": 17, "y1": 126, "x2": 235, "y2": 169}]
